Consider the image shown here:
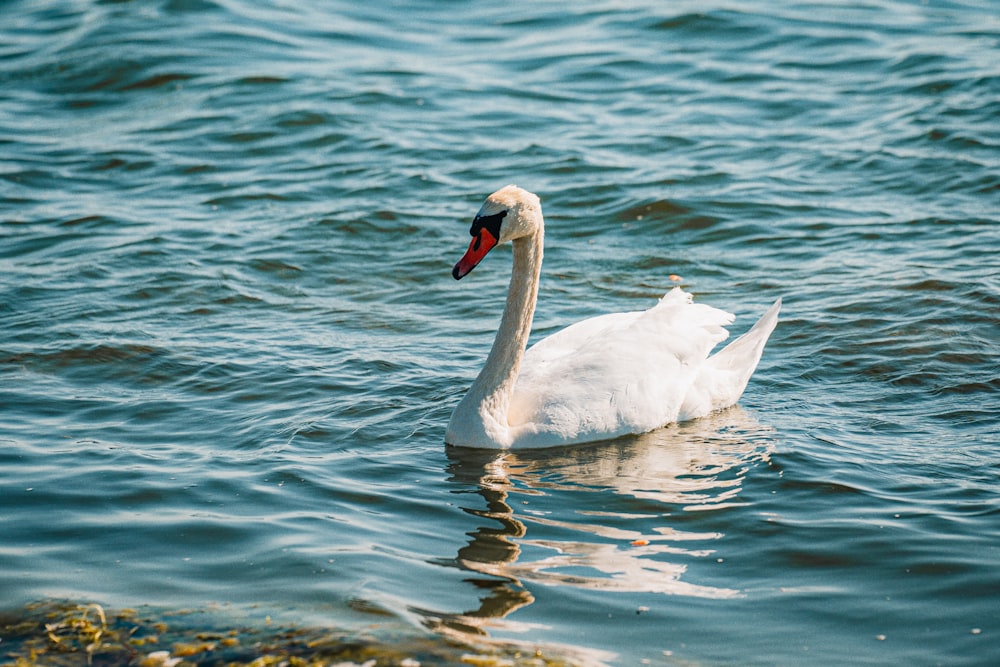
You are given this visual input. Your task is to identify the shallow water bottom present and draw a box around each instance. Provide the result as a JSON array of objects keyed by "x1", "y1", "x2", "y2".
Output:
[{"x1": 0, "y1": 599, "x2": 610, "y2": 667}]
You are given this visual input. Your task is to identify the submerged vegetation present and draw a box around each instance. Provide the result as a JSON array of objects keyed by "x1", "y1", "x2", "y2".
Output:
[{"x1": 0, "y1": 601, "x2": 593, "y2": 667}]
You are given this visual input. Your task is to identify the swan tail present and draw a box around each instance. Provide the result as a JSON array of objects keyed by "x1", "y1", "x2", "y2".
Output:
[
  {"x1": 710, "y1": 297, "x2": 781, "y2": 373},
  {"x1": 681, "y1": 297, "x2": 781, "y2": 418}
]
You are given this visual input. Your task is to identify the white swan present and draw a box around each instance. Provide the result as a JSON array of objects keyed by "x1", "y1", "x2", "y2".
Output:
[{"x1": 446, "y1": 185, "x2": 780, "y2": 449}]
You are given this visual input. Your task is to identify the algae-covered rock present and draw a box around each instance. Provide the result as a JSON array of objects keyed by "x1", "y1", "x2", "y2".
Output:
[{"x1": 0, "y1": 600, "x2": 599, "y2": 667}]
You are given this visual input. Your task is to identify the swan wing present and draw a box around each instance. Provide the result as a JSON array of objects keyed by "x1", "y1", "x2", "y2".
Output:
[
  {"x1": 680, "y1": 297, "x2": 782, "y2": 419},
  {"x1": 523, "y1": 310, "x2": 643, "y2": 365},
  {"x1": 509, "y1": 288, "x2": 735, "y2": 447}
]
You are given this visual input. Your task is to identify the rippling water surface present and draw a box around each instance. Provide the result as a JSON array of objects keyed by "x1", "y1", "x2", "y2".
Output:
[{"x1": 2, "y1": 0, "x2": 998, "y2": 664}]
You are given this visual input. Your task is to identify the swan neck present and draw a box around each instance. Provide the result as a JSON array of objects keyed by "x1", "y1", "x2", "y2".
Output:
[{"x1": 474, "y1": 228, "x2": 543, "y2": 430}]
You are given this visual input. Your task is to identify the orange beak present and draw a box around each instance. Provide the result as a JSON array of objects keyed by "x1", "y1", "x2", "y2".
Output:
[{"x1": 452, "y1": 228, "x2": 499, "y2": 280}]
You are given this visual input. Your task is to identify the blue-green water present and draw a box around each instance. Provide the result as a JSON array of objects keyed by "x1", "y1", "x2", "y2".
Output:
[{"x1": 2, "y1": 0, "x2": 998, "y2": 664}]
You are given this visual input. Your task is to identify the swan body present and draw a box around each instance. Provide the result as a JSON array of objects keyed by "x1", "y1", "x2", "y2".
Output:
[{"x1": 446, "y1": 185, "x2": 780, "y2": 449}]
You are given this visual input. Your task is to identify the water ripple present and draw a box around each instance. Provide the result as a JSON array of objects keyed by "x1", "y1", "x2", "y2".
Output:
[{"x1": 1, "y1": 0, "x2": 998, "y2": 664}]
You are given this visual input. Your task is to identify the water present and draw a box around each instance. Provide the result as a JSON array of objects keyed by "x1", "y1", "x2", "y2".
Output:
[{"x1": 1, "y1": 0, "x2": 998, "y2": 664}]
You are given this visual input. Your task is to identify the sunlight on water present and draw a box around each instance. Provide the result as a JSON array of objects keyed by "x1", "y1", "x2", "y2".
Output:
[{"x1": 421, "y1": 408, "x2": 774, "y2": 641}]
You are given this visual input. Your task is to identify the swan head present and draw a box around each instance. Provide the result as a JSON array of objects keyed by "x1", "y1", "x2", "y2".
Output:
[{"x1": 453, "y1": 185, "x2": 542, "y2": 280}]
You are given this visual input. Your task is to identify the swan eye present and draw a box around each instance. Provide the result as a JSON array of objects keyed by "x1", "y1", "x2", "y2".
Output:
[{"x1": 470, "y1": 210, "x2": 507, "y2": 240}]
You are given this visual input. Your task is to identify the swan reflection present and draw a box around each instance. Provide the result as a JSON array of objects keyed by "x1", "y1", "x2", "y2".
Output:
[{"x1": 420, "y1": 407, "x2": 775, "y2": 637}]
